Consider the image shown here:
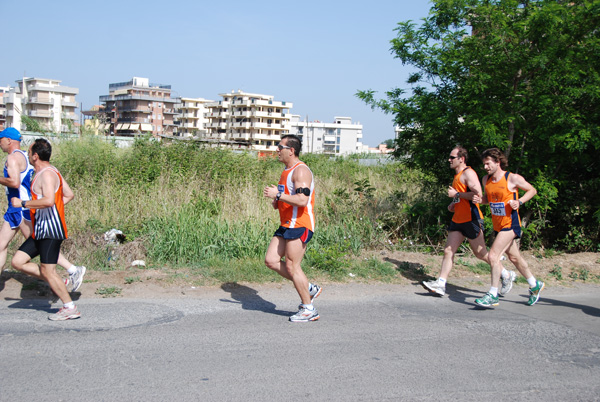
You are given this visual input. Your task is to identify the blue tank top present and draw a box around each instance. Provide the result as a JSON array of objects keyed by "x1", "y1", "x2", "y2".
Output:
[{"x1": 4, "y1": 149, "x2": 34, "y2": 213}]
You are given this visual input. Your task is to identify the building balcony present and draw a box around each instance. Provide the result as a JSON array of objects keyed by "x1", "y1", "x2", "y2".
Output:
[
  {"x1": 254, "y1": 122, "x2": 287, "y2": 130},
  {"x1": 252, "y1": 133, "x2": 281, "y2": 141},
  {"x1": 27, "y1": 110, "x2": 52, "y2": 118},
  {"x1": 61, "y1": 100, "x2": 79, "y2": 108},
  {"x1": 28, "y1": 97, "x2": 53, "y2": 105},
  {"x1": 207, "y1": 122, "x2": 227, "y2": 129},
  {"x1": 228, "y1": 133, "x2": 251, "y2": 141}
]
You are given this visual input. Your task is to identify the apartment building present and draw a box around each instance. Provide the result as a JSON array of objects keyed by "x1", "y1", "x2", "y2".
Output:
[
  {"x1": 3, "y1": 77, "x2": 79, "y2": 133},
  {"x1": 289, "y1": 115, "x2": 364, "y2": 155},
  {"x1": 175, "y1": 97, "x2": 212, "y2": 138},
  {"x1": 99, "y1": 77, "x2": 180, "y2": 136},
  {"x1": 0, "y1": 86, "x2": 8, "y2": 130},
  {"x1": 203, "y1": 90, "x2": 293, "y2": 153}
]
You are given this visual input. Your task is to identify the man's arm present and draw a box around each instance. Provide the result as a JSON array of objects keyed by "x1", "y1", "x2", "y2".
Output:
[
  {"x1": 62, "y1": 175, "x2": 74, "y2": 205},
  {"x1": 480, "y1": 175, "x2": 490, "y2": 205},
  {"x1": 448, "y1": 170, "x2": 482, "y2": 203},
  {"x1": 508, "y1": 173, "x2": 537, "y2": 210},
  {"x1": 11, "y1": 170, "x2": 58, "y2": 209},
  {"x1": 0, "y1": 154, "x2": 22, "y2": 188}
]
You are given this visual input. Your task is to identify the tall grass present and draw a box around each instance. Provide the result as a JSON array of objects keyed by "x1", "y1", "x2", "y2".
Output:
[{"x1": 47, "y1": 136, "x2": 441, "y2": 277}]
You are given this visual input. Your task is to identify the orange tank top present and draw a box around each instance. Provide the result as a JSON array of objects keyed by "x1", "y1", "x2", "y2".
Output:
[
  {"x1": 485, "y1": 171, "x2": 520, "y2": 232},
  {"x1": 451, "y1": 167, "x2": 483, "y2": 224},
  {"x1": 31, "y1": 166, "x2": 68, "y2": 240},
  {"x1": 277, "y1": 161, "x2": 315, "y2": 231}
]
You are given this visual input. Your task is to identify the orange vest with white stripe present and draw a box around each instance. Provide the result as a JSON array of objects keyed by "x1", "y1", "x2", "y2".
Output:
[
  {"x1": 277, "y1": 161, "x2": 316, "y2": 231},
  {"x1": 31, "y1": 166, "x2": 68, "y2": 240}
]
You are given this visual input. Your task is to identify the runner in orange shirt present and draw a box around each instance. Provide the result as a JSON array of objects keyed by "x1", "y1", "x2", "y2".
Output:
[
  {"x1": 475, "y1": 148, "x2": 544, "y2": 308},
  {"x1": 264, "y1": 135, "x2": 321, "y2": 322},
  {"x1": 11, "y1": 138, "x2": 81, "y2": 320}
]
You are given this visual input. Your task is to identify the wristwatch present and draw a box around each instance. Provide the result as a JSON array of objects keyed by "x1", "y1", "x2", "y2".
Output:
[
  {"x1": 21, "y1": 200, "x2": 27, "y2": 208},
  {"x1": 276, "y1": 192, "x2": 282, "y2": 201}
]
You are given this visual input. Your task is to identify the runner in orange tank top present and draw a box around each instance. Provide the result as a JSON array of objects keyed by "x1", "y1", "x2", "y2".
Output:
[
  {"x1": 10, "y1": 138, "x2": 81, "y2": 321},
  {"x1": 475, "y1": 148, "x2": 545, "y2": 308},
  {"x1": 422, "y1": 146, "x2": 506, "y2": 297},
  {"x1": 263, "y1": 135, "x2": 320, "y2": 322}
]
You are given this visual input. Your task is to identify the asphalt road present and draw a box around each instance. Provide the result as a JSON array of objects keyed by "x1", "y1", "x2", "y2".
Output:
[{"x1": 1, "y1": 282, "x2": 599, "y2": 401}]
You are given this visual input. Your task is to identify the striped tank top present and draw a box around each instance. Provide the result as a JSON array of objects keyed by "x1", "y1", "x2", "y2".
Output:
[{"x1": 31, "y1": 166, "x2": 68, "y2": 240}]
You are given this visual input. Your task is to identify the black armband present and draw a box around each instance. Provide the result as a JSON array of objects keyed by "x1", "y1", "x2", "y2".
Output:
[{"x1": 295, "y1": 187, "x2": 311, "y2": 196}]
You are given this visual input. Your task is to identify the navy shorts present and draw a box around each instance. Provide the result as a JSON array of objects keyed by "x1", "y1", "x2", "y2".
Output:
[
  {"x1": 4, "y1": 209, "x2": 31, "y2": 229},
  {"x1": 18, "y1": 237, "x2": 63, "y2": 264},
  {"x1": 448, "y1": 220, "x2": 483, "y2": 240},
  {"x1": 496, "y1": 225, "x2": 522, "y2": 239},
  {"x1": 273, "y1": 226, "x2": 314, "y2": 244}
]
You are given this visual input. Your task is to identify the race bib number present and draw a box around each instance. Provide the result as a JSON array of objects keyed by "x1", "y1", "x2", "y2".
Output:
[{"x1": 490, "y1": 202, "x2": 506, "y2": 216}]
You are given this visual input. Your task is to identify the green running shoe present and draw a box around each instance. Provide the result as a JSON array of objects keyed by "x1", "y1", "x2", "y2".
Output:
[
  {"x1": 475, "y1": 292, "x2": 499, "y2": 308},
  {"x1": 527, "y1": 280, "x2": 545, "y2": 306}
]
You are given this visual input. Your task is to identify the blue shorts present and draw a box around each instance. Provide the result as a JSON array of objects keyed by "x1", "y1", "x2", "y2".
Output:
[
  {"x1": 273, "y1": 226, "x2": 314, "y2": 244},
  {"x1": 18, "y1": 237, "x2": 63, "y2": 264},
  {"x1": 4, "y1": 209, "x2": 31, "y2": 229},
  {"x1": 448, "y1": 220, "x2": 483, "y2": 240}
]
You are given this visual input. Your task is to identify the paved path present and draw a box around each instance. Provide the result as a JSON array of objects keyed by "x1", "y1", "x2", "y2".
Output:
[{"x1": 1, "y1": 282, "x2": 599, "y2": 401}]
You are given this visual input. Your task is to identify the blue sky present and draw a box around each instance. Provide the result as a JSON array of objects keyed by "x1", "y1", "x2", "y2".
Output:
[{"x1": 0, "y1": 0, "x2": 433, "y2": 147}]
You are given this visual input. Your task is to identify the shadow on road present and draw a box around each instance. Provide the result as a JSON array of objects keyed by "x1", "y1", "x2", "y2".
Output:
[
  {"x1": 1, "y1": 270, "x2": 81, "y2": 312},
  {"x1": 220, "y1": 282, "x2": 294, "y2": 317},
  {"x1": 537, "y1": 297, "x2": 600, "y2": 318}
]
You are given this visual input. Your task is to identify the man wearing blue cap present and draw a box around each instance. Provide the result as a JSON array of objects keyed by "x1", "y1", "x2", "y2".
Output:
[{"x1": 0, "y1": 128, "x2": 86, "y2": 294}]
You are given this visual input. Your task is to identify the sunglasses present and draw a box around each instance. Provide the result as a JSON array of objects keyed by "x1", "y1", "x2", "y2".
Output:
[
  {"x1": 448, "y1": 156, "x2": 458, "y2": 160},
  {"x1": 277, "y1": 144, "x2": 291, "y2": 150}
]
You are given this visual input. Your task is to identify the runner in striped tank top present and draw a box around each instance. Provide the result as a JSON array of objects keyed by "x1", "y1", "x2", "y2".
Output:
[
  {"x1": 264, "y1": 135, "x2": 321, "y2": 322},
  {"x1": 11, "y1": 138, "x2": 81, "y2": 321},
  {"x1": 475, "y1": 148, "x2": 545, "y2": 308}
]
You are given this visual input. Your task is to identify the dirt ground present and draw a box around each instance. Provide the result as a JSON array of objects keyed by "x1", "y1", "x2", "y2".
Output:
[{"x1": 1, "y1": 250, "x2": 599, "y2": 301}]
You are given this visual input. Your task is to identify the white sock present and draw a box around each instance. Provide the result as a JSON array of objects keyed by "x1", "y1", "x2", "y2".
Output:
[
  {"x1": 501, "y1": 268, "x2": 509, "y2": 279},
  {"x1": 63, "y1": 301, "x2": 75, "y2": 309},
  {"x1": 67, "y1": 265, "x2": 77, "y2": 275},
  {"x1": 489, "y1": 287, "x2": 498, "y2": 297},
  {"x1": 438, "y1": 278, "x2": 447, "y2": 286},
  {"x1": 527, "y1": 276, "x2": 537, "y2": 287},
  {"x1": 301, "y1": 303, "x2": 314, "y2": 310}
]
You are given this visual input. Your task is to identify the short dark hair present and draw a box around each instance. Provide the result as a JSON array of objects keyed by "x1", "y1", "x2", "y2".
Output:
[
  {"x1": 481, "y1": 147, "x2": 508, "y2": 168},
  {"x1": 454, "y1": 146, "x2": 468, "y2": 163},
  {"x1": 280, "y1": 134, "x2": 302, "y2": 157},
  {"x1": 31, "y1": 138, "x2": 52, "y2": 161}
]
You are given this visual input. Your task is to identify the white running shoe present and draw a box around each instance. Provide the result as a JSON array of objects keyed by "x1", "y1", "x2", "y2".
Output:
[
  {"x1": 421, "y1": 280, "x2": 445, "y2": 296},
  {"x1": 289, "y1": 306, "x2": 320, "y2": 322},
  {"x1": 68, "y1": 266, "x2": 87, "y2": 292},
  {"x1": 309, "y1": 284, "x2": 322, "y2": 302},
  {"x1": 499, "y1": 270, "x2": 517, "y2": 296},
  {"x1": 48, "y1": 306, "x2": 81, "y2": 321}
]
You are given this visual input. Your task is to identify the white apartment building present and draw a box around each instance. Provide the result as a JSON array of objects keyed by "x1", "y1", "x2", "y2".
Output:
[
  {"x1": 175, "y1": 97, "x2": 213, "y2": 138},
  {"x1": 0, "y1": 86, "x2": 8, "y2": 131},
  {"x1": 290, "y1": 115, "x2": 364, "y2": 155},
  {"x1": 3, "y1": 78, "x2": 79, "y2": 133},
  {"x1": 203, "y1": 90, "x2": 293, "y2": 154}
]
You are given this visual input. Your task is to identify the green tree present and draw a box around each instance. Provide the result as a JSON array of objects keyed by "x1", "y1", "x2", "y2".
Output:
[{"x1": 358, "y1": 0, "x2": 600, "y2": 250}]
